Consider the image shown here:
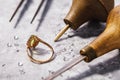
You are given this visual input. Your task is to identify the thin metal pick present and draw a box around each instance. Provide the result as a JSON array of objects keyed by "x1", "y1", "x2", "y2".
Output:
[
  {"x1": 30, "y1": 0, "x2": 45, "y2": 23},
  {"x1": 9, "y1": 0, "x2": 25, "y2": 22},
  {"x1": 44, "y1": 56, "x2": 85, "y2": 80}
]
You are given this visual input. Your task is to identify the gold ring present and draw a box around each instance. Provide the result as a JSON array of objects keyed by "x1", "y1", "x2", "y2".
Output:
[{"x1": 26, "y1": 35, "x2": 54, "y2": 64}]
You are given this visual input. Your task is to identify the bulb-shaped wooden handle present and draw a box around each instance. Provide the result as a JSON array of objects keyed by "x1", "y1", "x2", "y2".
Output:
[
  {"x1": 54, "y1": 0, "x2": 114, "y2": 42},
  {"x1": 64, "y1": 0, "x2": 114, "y2": 30},
  {"x1": 80, "y1": 5, "x2": 120, "y2": 62}
]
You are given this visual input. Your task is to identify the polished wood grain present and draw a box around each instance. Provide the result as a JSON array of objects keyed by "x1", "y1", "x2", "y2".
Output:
[
  {"x1": 54, "y1": 0, "x2": 114, "y2": 42},
  {"x1": 80, "y1": 4, "x2": 120, "y2": 62}
]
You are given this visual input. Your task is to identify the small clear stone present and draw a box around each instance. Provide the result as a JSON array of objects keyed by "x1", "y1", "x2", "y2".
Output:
[
  {"x1": 14, "y1": 36, "x2": 19, "y2": 40},
  {"x1": 7, "y1": 43, "x2": 12, "y2": 47},
  {"x1": 18, "y1": 62, "x2": 23, "y2": 66}
]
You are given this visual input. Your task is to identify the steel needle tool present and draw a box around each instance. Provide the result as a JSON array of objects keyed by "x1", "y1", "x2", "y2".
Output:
[
  {"x1": 9, "y1": 0, "x2": 25, "y2": 22},
  {"x1": 31, "y1": 0, "x2": 45, "y2": 24},
  {"x1": 44, "y1": 56, "x2": 85, "y2": 80}
]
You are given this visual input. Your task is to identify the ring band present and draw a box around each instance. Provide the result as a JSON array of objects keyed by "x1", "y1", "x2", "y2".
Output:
[{"x1": 26, "y1": 35, "x2": 54, "y2": 64}]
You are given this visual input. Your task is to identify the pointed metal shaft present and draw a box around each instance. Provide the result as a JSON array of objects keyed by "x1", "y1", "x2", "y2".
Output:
[
  {"x1": 44, "y1": 56, "x2": 85, "y2": 80},
  {"x1": 31, "y1": 0, "x2": 45, "y2": 24},
  {"x1": 9, "y1": 0, "x2": 25, "y2": 22}
]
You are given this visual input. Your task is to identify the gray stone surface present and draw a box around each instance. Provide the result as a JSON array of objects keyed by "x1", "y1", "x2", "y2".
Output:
[{"x1": 0, "y1": 0, "x2": 120, "y2": 80}]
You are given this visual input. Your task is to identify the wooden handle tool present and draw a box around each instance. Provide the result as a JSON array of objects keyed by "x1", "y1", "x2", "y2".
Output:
[
  {"x1": 54, "y1": 0, "x2": 114, "y2": 41},
  {"x1": 80, "y1": 4, "x2": 120, "y2": 62}
]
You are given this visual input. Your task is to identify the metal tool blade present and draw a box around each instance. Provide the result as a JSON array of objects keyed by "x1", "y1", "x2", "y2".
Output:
[
  {"x1": 31, "y1": 0, "x2": 45, "y2": 23},
  {"x1": 9, "y1": 0, "x2": 24, "y2": 22},
  {"x1": 44, "y1": 56, "x2": 85, "y2": 80}
]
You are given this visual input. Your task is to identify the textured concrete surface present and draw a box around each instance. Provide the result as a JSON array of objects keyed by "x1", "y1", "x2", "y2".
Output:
[{"x1": 0, "y1": 0, "x2": 120, "y2": 80}]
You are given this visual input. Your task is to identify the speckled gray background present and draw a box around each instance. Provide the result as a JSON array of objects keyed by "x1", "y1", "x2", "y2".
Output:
[{"x1": 0, "y1": 0, "x2": 120, "y2": 80}]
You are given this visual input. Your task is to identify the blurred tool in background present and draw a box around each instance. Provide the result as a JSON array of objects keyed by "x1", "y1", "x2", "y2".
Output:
[{"x1": 9, "y1": 0, "x2": 52, "y2": 28}]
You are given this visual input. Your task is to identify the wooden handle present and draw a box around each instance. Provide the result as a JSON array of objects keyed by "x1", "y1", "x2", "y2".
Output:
[
  {"x1": 80, "y1": 4, "x2": 120, "y2": 62},
  {"x1": 64, "y1": 0, "x2": 114, "y2": 30}
]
